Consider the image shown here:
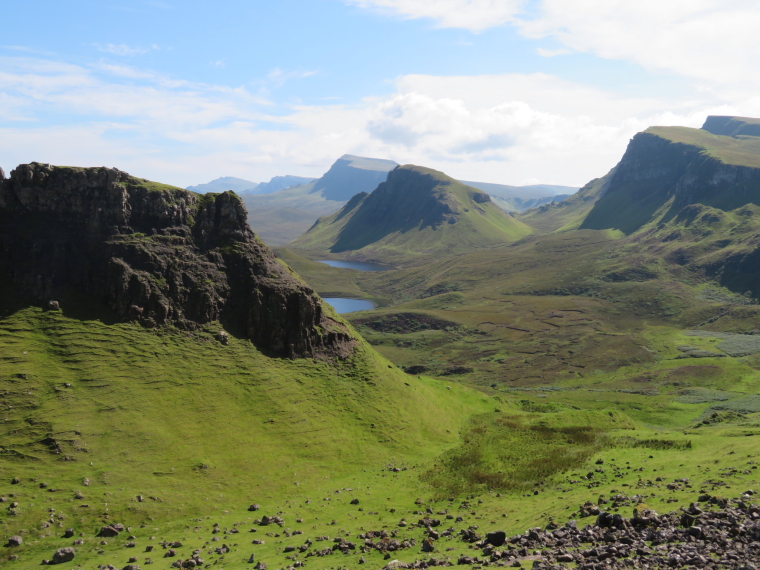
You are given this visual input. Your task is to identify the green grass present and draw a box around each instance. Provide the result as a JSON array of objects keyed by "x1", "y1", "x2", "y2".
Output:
[
  {"x1": 646, "y1": 126, "x2": 760, "y2": 168},
  {"x1": 0, "y1": 296, "x2": 494, "y2": 569}
]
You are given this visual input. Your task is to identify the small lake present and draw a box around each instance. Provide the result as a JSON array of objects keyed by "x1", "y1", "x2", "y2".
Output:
[
  {"x1": 318, "y1": 260, "x2": 393, "y2": 272},
  {"x1": 323, "y1": 298, "x2": 376, "y2": 314}
]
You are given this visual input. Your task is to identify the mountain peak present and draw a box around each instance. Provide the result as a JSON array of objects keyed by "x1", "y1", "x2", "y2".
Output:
[{"x1": 292, "y1": 163, "x2": 530, "y2": 261}]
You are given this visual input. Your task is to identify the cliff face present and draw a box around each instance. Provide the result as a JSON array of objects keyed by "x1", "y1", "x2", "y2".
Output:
[
  {"x1": 0, "y1": 163, "x2": 355, "y2": 359},
  {"x1": 581, "y1": 128, "x2": 760, "y2": 234}
]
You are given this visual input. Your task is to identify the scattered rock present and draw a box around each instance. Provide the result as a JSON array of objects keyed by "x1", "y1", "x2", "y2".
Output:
[
  {"x1": 7, "y1": 535, "x2": 22, "y2": 547},
  {"x1": 52, "y1": 547, "x2": 76, "y2": 564}
]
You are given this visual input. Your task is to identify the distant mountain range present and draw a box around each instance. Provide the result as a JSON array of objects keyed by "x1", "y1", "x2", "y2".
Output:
[
  {"x1": 186, "y1": 176, "x2": 259, "y2": 194},
  {"x1": 186, "y1": 174, "x2": 316, "y2": 196},
  {"x1": 241, "y1": 155, "x2": 400, "y2": 245},
  {"x1": 291, "y1": 165, "x2": 530, "y2": 261}
]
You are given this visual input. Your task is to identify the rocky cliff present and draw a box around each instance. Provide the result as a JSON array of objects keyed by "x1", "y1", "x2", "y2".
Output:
[
  {"x1": 581, "y1": 119, "x2": 760, "y2": 234},
  {"x1": 0, "y1": 163, "x2": 355, "y2": 359}
]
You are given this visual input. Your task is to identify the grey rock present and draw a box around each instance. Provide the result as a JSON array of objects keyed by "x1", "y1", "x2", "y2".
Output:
[{"x1": 52, "y1": 547, "x2": 76, "y2": 564}]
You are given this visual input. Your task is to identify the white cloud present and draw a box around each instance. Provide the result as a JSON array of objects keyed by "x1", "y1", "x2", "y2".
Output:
[
  {"x1": 522, "y1": 0, "x2": 760, "y2": 86},
  {"x1": 350, "y1": 1, "x2": 760, "y2": 88},
  {"x1": 345, "y1": 0, "x2": 524, "y2": 31},
  {"x1": 94, "y1": 43, "x2": 158, "y2": 56},
  {"x1": 2, "y1": 55, "x2": 760, "y2": 188},
  {"x1": 536, "y1": 47, "x2": 571, "y2": 57}
]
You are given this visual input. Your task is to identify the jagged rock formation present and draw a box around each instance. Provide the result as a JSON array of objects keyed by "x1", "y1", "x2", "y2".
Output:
[{"x1": 0, "y1": 163, "x2": 355, "y2": 359}]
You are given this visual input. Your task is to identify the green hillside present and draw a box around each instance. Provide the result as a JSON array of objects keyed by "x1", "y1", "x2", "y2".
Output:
[
  {"x1": 291, "y1": 165, "x2": 531, "y2": 263},
  {"x1": 0, "y1": 283, "x2": 494, "y2": 569},
  {"x1": 518, "y1": 169, "x2": 614, "y2": 234}
]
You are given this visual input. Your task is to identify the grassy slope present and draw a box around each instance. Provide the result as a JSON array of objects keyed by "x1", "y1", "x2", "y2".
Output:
[
  {"x1": 518, "y1": 170, "x2": 613, "y2": 235},
  {"x1": 0, "y1": 283, "x2": 496, "y2": 568},
  {"x1": 647, "y1": 126, "x2": 760, "y2": 168},
  {"x1": 291, "y1": 166, "x2": 532, "y2": 264}
]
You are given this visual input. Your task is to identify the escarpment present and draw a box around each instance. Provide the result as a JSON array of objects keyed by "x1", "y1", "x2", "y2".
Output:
[
  {"x1": 0, "y1": 163, "x2": 355, "y2": 359},
  {"x1": 581, "y1": 122, "x2": 760, "y2": 234}
]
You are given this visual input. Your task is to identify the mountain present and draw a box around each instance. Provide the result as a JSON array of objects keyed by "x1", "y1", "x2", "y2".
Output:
[
  {"x1": 251, "y1": 174, "x2": 316, "y2": 194},
  {"x1": 0, "y1": 163, "x2": 352, "y2": 359},
  {"x1": 581, "y1": 116, "x2": 760, "y2": 234},
  {"x1": 463, "y1": 181, "x2": 578, "y2": 212},
  {"x1": 290, "y1": 164, "x2": 531, "y2": 262},
  {"x1": 242, "y1": 154, "x2": 398, "y2": 245},
  {"x1": 309, "y1": 154, "x2": 399, "y2": 201},
  {"x1": 186, "y1": 176, "x2": 258, "y2": 194}
]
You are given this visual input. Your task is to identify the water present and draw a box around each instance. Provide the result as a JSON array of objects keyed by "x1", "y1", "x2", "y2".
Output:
[
  {"x1": 318, "y1": 260, "x2": 393, "y2": 272},
  {"x1": 323, "y1": 298, "x2": 376, "y2": 314}
]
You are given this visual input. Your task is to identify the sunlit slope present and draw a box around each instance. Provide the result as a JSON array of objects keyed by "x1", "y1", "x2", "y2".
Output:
[
  {"x1": 0, "y1": 289, "x2": 492, "y2": 530},
  {"x1": 291, "y1": 165, "x2": 531, "y2": 262},
  {"x1": 518, "y1": 169, "x2": 614, "y2": 234}
]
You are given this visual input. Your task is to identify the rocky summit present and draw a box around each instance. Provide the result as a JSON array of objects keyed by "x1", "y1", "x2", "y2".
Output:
[{"x1": 0, "y1": 163, "x2": 355, "y2": 359}]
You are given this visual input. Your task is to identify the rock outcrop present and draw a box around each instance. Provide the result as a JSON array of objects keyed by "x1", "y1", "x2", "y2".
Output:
[{"x1": 0, "y1": 163, "x2": 355, "y2": 359}]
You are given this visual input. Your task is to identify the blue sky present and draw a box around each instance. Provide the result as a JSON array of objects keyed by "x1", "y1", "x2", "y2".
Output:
[{"x1": 2, "y1": 0, "x2": 758, "y2": 187}]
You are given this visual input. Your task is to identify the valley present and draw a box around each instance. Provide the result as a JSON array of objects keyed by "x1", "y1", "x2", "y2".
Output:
[{"x1": 4, "y1": 117, "x2": 760, "y2": 570}]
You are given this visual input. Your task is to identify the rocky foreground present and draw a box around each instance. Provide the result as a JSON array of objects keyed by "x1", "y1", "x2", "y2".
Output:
[{"x1": 372, "y1": 491, "x2": 760, "y2": 570}]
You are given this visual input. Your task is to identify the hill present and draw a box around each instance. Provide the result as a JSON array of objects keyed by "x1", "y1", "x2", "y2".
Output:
[
  {"x1": 242, "y1": 155, "x2": 398, "y2": 245},
  {"x1": 581, "y1": 116, "x2": 760, "y2": 234},
  {"x1": 290, "y1": 165, "x2": 531, "y2": 262},
  {"x1": 186, "y1": 176, "x2": 258, "y2": 194}
]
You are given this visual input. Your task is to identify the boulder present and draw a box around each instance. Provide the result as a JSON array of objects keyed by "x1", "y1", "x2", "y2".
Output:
[{"x1": 52, "y1": 547, "x2": 76, "y2": 564}]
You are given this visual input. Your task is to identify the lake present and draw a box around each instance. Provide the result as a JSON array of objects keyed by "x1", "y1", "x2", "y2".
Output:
[
  {"x1": 323, "y1": 298, "x2": 376, "y2": 314},
  {"x1": 318, "y1": 260, "x2": 393, "y2": 272}
]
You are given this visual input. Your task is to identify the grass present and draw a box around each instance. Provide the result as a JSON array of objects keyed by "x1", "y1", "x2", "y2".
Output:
[
  {"x1": 0, "y1": 292, "x2": 495, "y2": 569},
  {"x1": 646, "y1": 126, "x2": 760, "y2": 168}
]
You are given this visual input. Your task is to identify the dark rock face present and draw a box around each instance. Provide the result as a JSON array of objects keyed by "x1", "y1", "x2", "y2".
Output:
[
  {"x1": 0, "y1": 163, "x2": 355, "y2": 359},
  {"x1": 582, "y1": 131, "x2": 760, "y2": 234}
]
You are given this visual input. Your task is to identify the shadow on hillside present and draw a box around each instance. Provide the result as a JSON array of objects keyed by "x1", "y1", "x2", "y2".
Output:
[{"x1": 0, "y1": 279, "x2": 121, "y2": 325}]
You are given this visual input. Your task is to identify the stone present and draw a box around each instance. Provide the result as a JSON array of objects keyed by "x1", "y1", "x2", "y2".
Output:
[
  {"x1": 46, "y1": 300, "x2": 60, "y2": 311},
  {"x1": 52, "y1": 547, "x2": 76, "y2": 564},
  {"x1": 216, "y1": 331, "x2": 229, "y2": 345},
  {"x1": 63, "y1": 528, "x2": 74, "y2": 538},
  {"x1": 7, "y1": 535, "x2": 22, "y2": 546},
  {"x1": 98, "y1": 526, "x2": 120, "y2": 537},
  {"x1": 248, "y1": 504, "x2": 260, "y2": 512},
  {"x1": 486, "y1": 531, "x2": 507, "y2": 547}
]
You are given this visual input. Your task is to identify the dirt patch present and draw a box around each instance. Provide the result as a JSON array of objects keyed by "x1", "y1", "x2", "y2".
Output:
[
  {"x1": 667, "y1": 364, "x2": 723, "y2": 383},
  {"x1": 352, "y1": 312, "x2": 460, "y2": 334}
]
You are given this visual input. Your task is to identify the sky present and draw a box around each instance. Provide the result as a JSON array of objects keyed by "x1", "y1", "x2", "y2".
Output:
[{"x1": 2, "y1": 0, "x2": 760, "y2": 188}]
